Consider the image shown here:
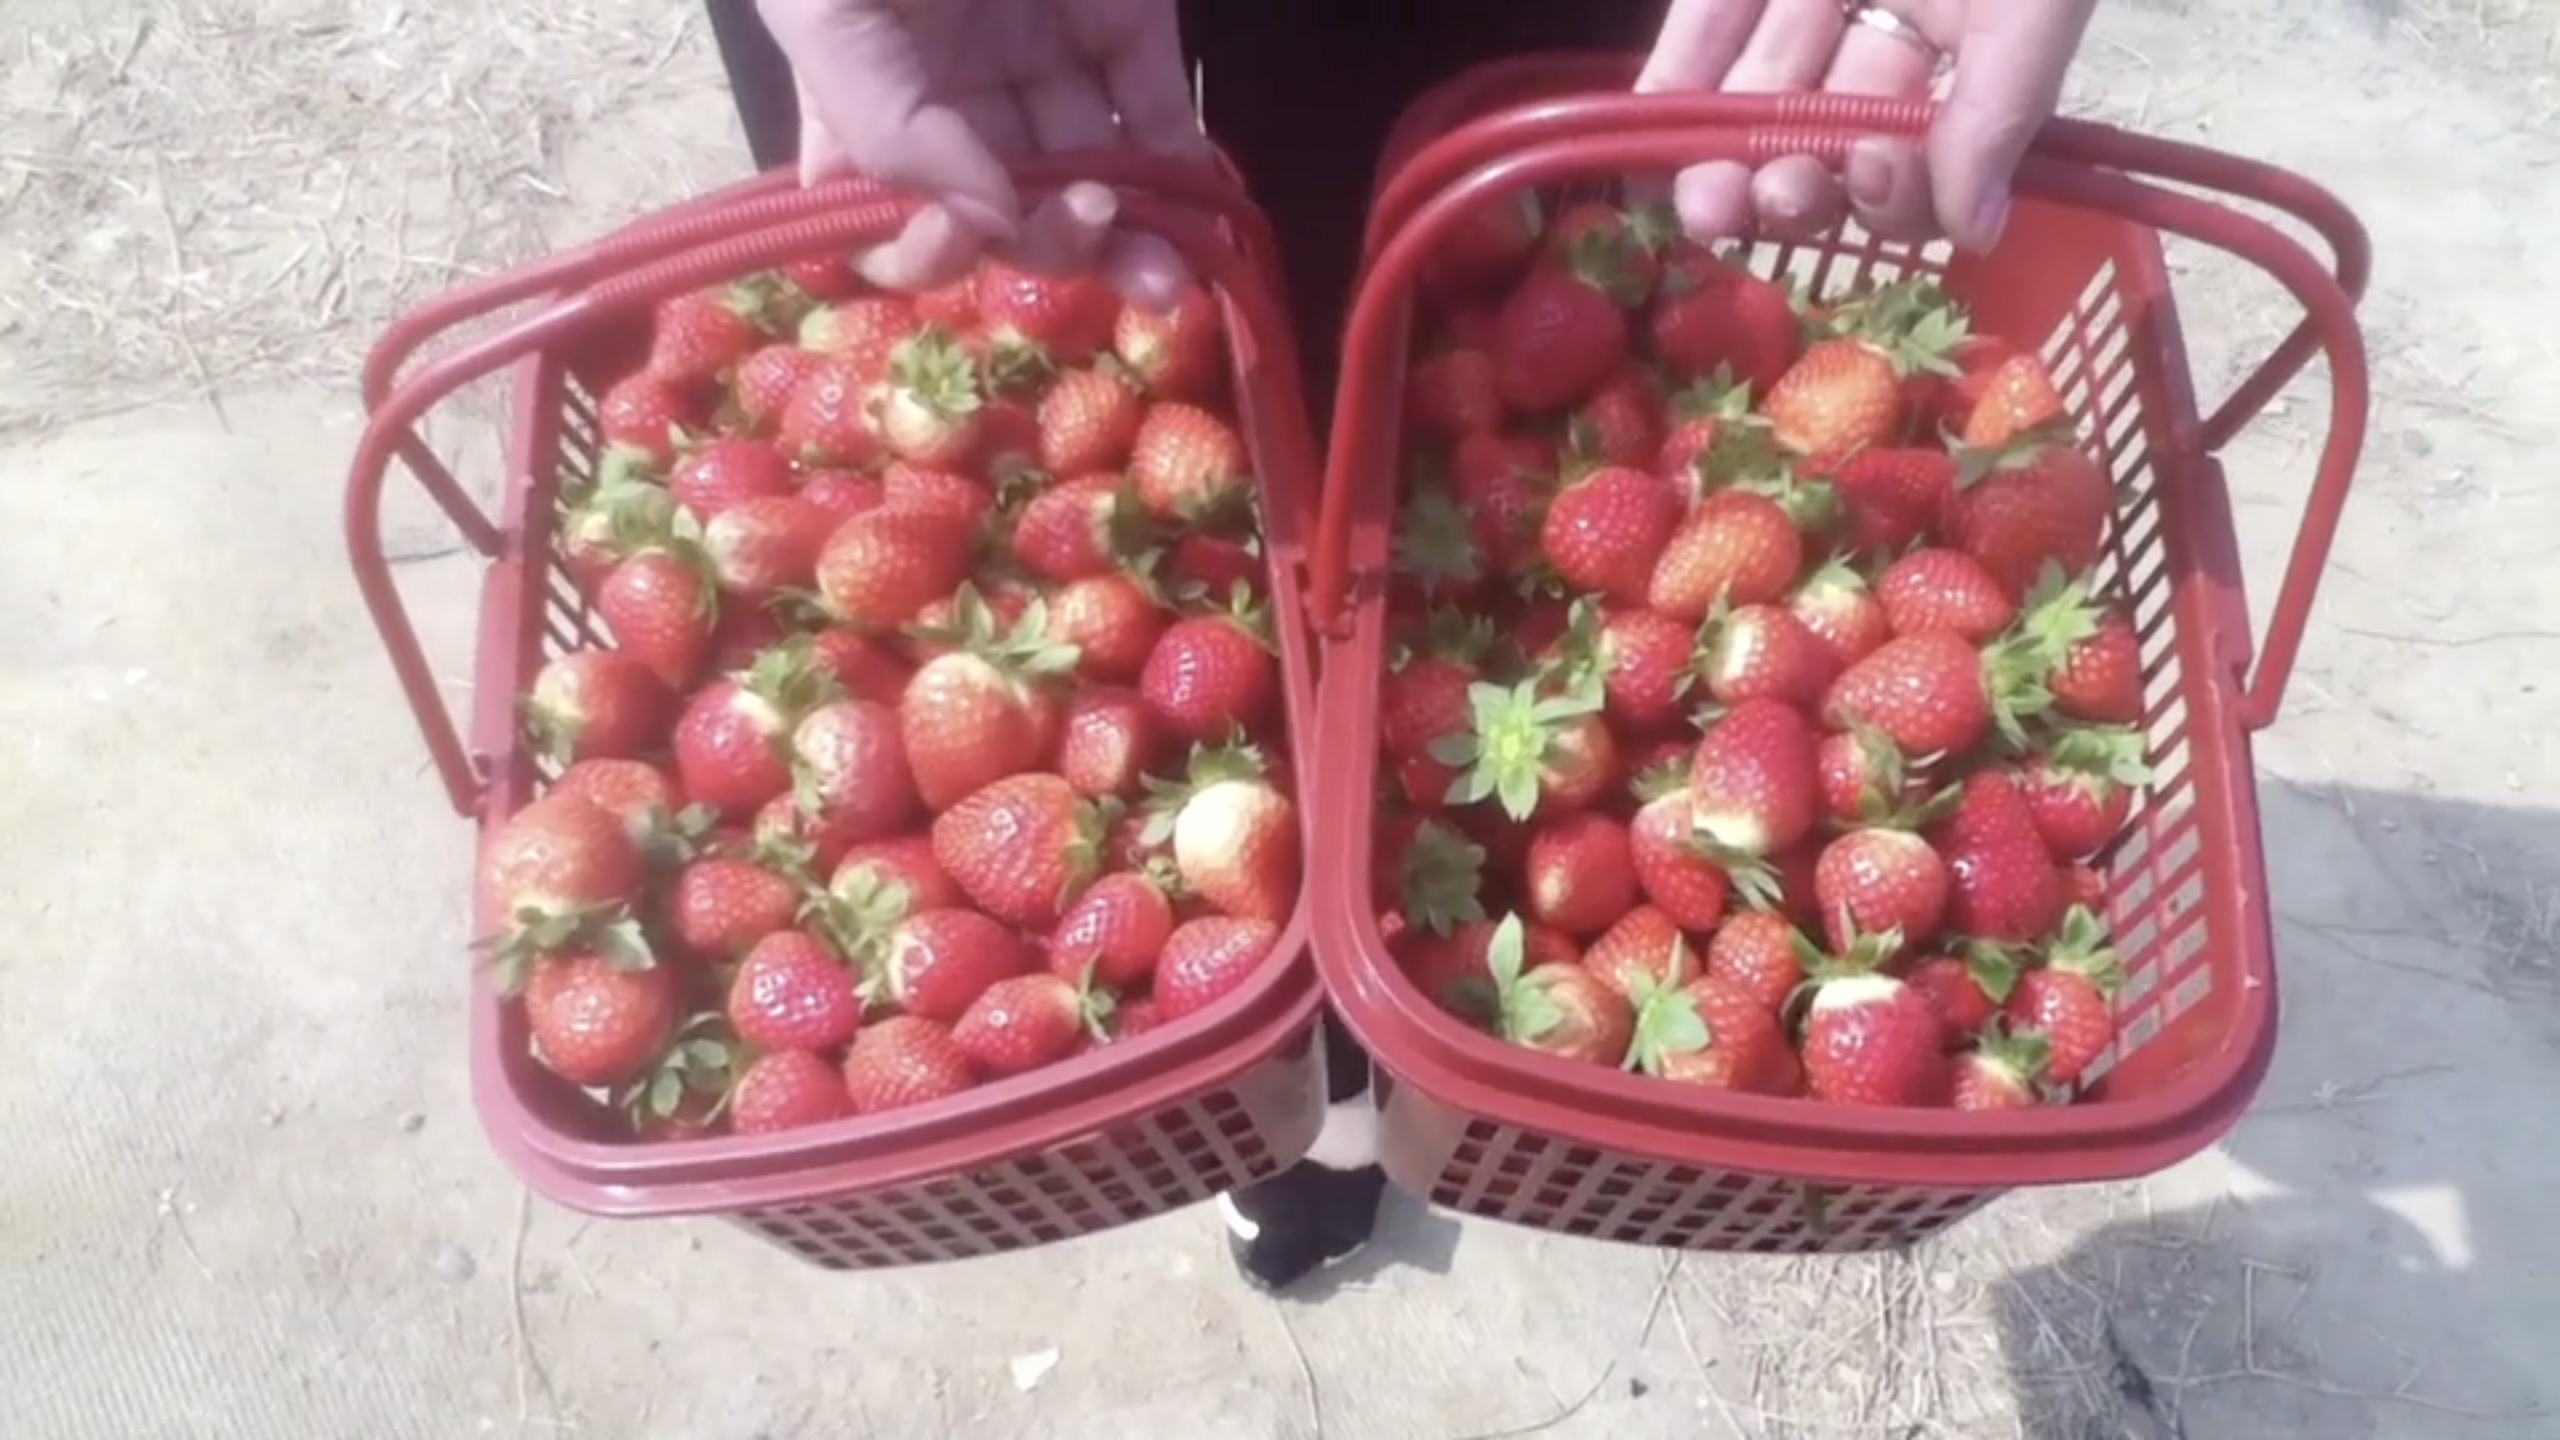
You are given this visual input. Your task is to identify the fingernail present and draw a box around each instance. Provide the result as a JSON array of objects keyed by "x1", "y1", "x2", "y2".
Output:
[
  {"x1": 1847, "y1": 139, "x2": 1894, "y2": 210},
  {"x1": 1972, "y1": 189, "x2": 2012, "y2": 251}
]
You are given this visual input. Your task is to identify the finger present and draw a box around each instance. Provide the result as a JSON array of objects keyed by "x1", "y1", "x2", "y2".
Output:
[
  {"x1": 1100, "y1": 229, "x2": 1191, "y2": 312},
  {"x1": 1722, "y1": 0, "x2": 1850, "y2": 94},
  {"x1": 1822, "y1": 7, "x2": 1944, "y2": 240},
  {"x1": 757, "y1": 0, "x2": 1020, "y2": 239},
  {"x1": 1751, "y1": 156, "x2": 1847, "y2": 239},
  {"x1": 1929, "y1": 0, "x2": 2096, "y2": 250},
  {"x1": 1015, "y1": 70, "x2": 1121, "y2": 154},
  {"x1": 1095, "y1": 5, "x2": 1213, "y2": 156},
  {"x1": 1635, "y1": 0, "x2": 1767, "y2": 91},
  {"x1": 853, "y1": 204, "x2": 982, "y2": 292},
  {"x1": 1015, "y1": 182, "x2": 1119, "y2": 276},
  {"x1": 1672, "y1": 162, "x2": 1757, "y2": 241},
  {"x1": 793, "y1": 83, "x2": 855, "y2": 186}
]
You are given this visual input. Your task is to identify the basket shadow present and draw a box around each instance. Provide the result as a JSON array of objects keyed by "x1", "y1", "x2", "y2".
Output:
[{"x1": 1983, "y1": 774, "x2": 2560, "y2": 1438}]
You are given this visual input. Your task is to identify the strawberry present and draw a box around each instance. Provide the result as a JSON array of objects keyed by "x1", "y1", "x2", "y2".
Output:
[
  {"x1": 803, "y1": 627, "x2": 910, "y2": 700},
  {"x1": 2003, "y1": 905, "x2": 2124, "y2": 1084},
  {"x1": 1929, "y1": 770, "x2": 2067, "y2": 943},
  {"x1": 1037, "y1": 366, "x2": 1145, "y2": 476},
  {"x1": 1418, "y1": 187, "x2": 1544, "y2": 302},
  {"x1": 1054, "y1": 685, "x2": 1160, "y2": 799},
  {"x1": 730, "y1": 1048, "x2": 853, "y2": 1134},
  {"x1": 976, "y1": 260, "x2": 1118, "y2": 365},
  {"x1": 797, "y1": 469, "x2": 884, "y2": 526},
  {"x1": 1956, "y1": 350, "x2": 2068, "y2": 449},
  {"x1": 841, "y1": 1015, "x2": 979, "y2": 1114},
  {"x1": 1652, "y1": 375, "x2": 1760, "y2": 489},
  {"x1": 1050, "y1": 572, "x2": 1166, "y2": 684},
  {"x1": 668, "y1": 854, "x2": 803, "y2": 959},
  {"x1": 1129, "y1": 402, "x2": 1252, "y2": 522},
  {"x1": 2063, "y1": 861, "x2": 2108, "y2": 914},
  {"x1": 522, "y1": 949, "x2": 683, "y2": 1087},
  {"x1": 1149, "y1": 745, "x2": 1299, "y2": 922},
  {"x1": 476, "y1": 793, "x2": 651, "y2": 976},
  {"x1": 826, "y1": 836, "x2": 962, "y2": 919},
  {"x1": 1543, "y1": 200, "x2": 1674, "y2": 294},
  {"x1": 1491, "y1": 233, "x2": 1645, "y2": 414},
  {"x1": 1434, "y1": 679, "x2": 1621, "y2": 820},
  {"x1": 673, "y1": 649, "x2": 835, "y2": 821},
  {"x1": 1697, "y1": 602, "x2": 1839, "y2": 711},
  {"x1": 750, "y1": 791, "x2": 861, "y2": 877},
  {"x1": 1522, "y1": 811, "x2": 1637, "y2": 937},
  {"x1": 954, "y1": 973, "x2": 1105, "y2": 1076},
  {"x1": 1410, "y1": 916, "x2": 1580, "y2": 1023},
  {"x1": 1629, "y1": 973, "x2": 1797, "y2": 1094},
  {"x1": 731, "y1": 343, "x2": 820, "y2": 431},
  {"x1": 880, "y1": 460, "x2": 996, "y2": 529},
  {"x1": 1137, "y1": 596, "x2": 1278, "y2": 745},
  {"x1": 1875, "y1": 547, "x2": 2018, "y2": 642},
  {"x1": 870, "y1": 908, "x2": 1031, "y2": 1023},
  {"x1": 1646, "y1": 488, "x2": 1805, "y2": 620},
  {"x1": 706, "y1": 602, "x2": 789, "y2": 674},
  {"x1": 1653, "y1": 256, "x2": 1801, "y2": 386},
  {"x1": 618, "y1": 1016, "x2": 740, "y2": 1141},
  {"x1": 702, "y1": 494, "x2": 834, "y2": 600},
  {"x1": 1814, "y1": 723, "x2": 1935, "y2": 826},
  {"x1": 669, "y1": 436, "x2": 796, "y2": 522},
  {"x1": 1009, "y1": 472, "x2": 1149, "y2": 583},
  {"x1": 1704, "y1": 908, "x2": 1811, "y2": 1012},
  {"x1": 897, "y1": 599, "x2": 1075, "y2": 810},
  {"x1": 775, "y1": 352, "x2": 886, "y2": 469},
  {"x1": 1048, "y1": 872, "x2": 1176, "y2": 991},
  {"x1": 1385, "y1": 816, "x2": 1489, "y2": 938},
  {"x1": 549, "y1": 758, "x2": 684, "y2": 846},
  {"x1": 1482, "y1": 914, "x2": 1634, "y2": 1065},
  {"x1": 814, "y1": 504, "x2": 978, "y2": 631},
  {"x1": 1813, "y1": 827, "x2": 1949, "y2": 958},
  {"x1": 1786, "y1": 558, "x2": 1892, "y2": 671},
  {"x1": 1828, "y1": 447, "x2": 1958, "y2": 557},
  {"x1": 1579, "y1": 904, "x2": 1699, "y2": 1000},
  {"x1": 521, "y1": 648, "x2": 673, "y2": 765},
  {"x1": 1907, "y1": 945, "x2": 2022, "y2": 1048},
  {"x1": 780, "y1": 252, "x2": 859, "y2": 303},
  {"x1": 1628, "y1": 788, "x2": 1745, "y2": 929},
  {"x1": 1762, "y1": 280, "x2": 1967, "y2": 467},
  {"x1": 2017, "y1": 726, "x2": 2149, "y2": 860},
  {"x1": 1822, "y1": 631, "x2": 2049, "y2": 759},
  {"x1": 1582, "y1": 604, "x2": 1697, "y2": 736},
  {"x1": 2014, "y1": 574, "x2": 2145, "y2": 725},
  {"x1": 1405, "y1": 347, "x2": 1505, "y2": 441},
  {"x1": 789, "y1": 696, "x2": 916, "y2": 844},
  {"x1": 1158, "y1": 533, "x2": 1265, "y2": 606},
  {"x1": 798, "y1": 295, "x2": 917, "y2": 366},
  {"x1": 1799, "y1": 968, "x2": 1946, "y2": 1106},
  {"x1": 596, "y1": 373, "x2": 702, "y2": 467},
  {"x1": 1950, "y1": 1022, "x2": 2053, "y2": 1110},
  {"x1": 1909, "y1": 333, "x2": 2017, "y2": 436},
  {"x1": 874, "y1": 329, "x2": 985, "y2": 466},
  {"x1": 1687, "y1": 697, "x2": 1819, "y2": 857},
  {"x1": 1113, "y1": 286, "x2": 1224, "y2": 402},
  {"x1": 932, "y1": 773, "x2": 1103, "y2": 929},
  {"x1": 1154, "y1": 916, "x2": 1281, "y2": 1019},
  {"x1": 1539, "y1": 465, "x2": 1683, "y2": 606},
  {"x1": 729, "y1": 929, "x2": 863, "y2": 1050},
  {"x1": 1448, "y1": 431, "x2": 1554, "y2": 574},
  {"x1": 595, "y1": 545, "x2": 718, "y2": 690},
  {"x1": 559, "y1": 480, "x2": 679, "y2": 597},
  {"x1": 1566, "y1": 365, "x2": 1666, "y2": 469},
  {"x1": 646, "y1": 285, "x2": 769, "y2": 387},
  {"x1": 1942, "y1": 435, "x2": 2113, "y2": 598}
]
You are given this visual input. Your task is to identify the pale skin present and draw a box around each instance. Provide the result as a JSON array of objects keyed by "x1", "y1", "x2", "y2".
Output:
[{"x1": 755, "y1": 0, "x2": 2101, "y2": 292}]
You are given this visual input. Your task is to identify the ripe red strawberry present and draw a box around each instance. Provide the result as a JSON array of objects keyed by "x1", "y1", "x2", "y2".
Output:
[
  {"x1": 549, "y1": 758, "x2": 683, "y2": 845},
  {"x1": 1492, "y1": 235, "x2": 1644, "y2": 414},
  {"x1": 1037, "y1": 366, "x2": 1145, "y2": 475},
  {"x1": 1956, "y1": 350, "x2": 2068, "y2": 449},
  {"x1": 668, "y1": 436, "x2": 794, "y2": 522},
  {"x1": 1579, "y1": 904, "x2": 1699, "y2": 1001},
  {"x1": 596, "y1": 373, "x2": 703, "y2": 466},
  {"x1": 1054, "y1": 685, "x2": 1159, "y2": 799},
  {"x1": 1050, "y1": 572, "x2": 1166, "y2": 684},
  {"x1": 1799, "y1": 970, "x2": 1946, "y2": 1105},
  {"x1": 1628, "y1": 790, "x2": 1739, "y2": 929},
  {"x1": 1929, "y1": 770, "x2": 2067, "y2": 943},
  {"x1": 595, "y1": 546, "x2": 717, "y2": 690},
  {"x1": 1435, "y1": 680, "x2": 1622, "y2": 819},
  {"x1": 729, "y1": 929, "x2": 862, "y2": 1050},
  {"x1": 1567, "y1": 365, "x2": 1666, "y2": 469},
  {"x1": 775, "y1": 352, "x2": 885, "y2": 469},
  {"x1": 1405, "y1": 347, "x2": 1505, "y2": 441},
  {"x1": 558, "y1": 479, "x2": 678, "y2": 598},
  {"x1": 1763, "y1": 282, "x2": 1966, "y2": 467},
  {"x1": 798, "y1": 294, "x2": 918, "y2": 369},
  {"x1": 976, "y1": 260, "x2": 1118, "y2": 364},
  {"x1": 1951, "y1": 1023, "x2": 2053, "y2": 1110},
  {"x1": 1543, "y1": 200, "x2": 1674, "y2": 292},
  {"x1": 522, "y1": 950, "x2": 682, "y2": 1086},
  {"x1": 2016, "y1": 578, "x2": 2145, "y2": 725},
  {"x1": 803, "y1": 627, "x2": 910, "y2": 700},
  {"x1": 874, "y1": 330, "x2": 986, "y2": 466},
  {"x1": 731, "y1": 342, "x2": 821, "y2": 430},
  {"x1": 668, "y1": 854, "x2": 802, "y2": 958},
  {"x1": 1646, "y1": 489, "x2": 1805, "y2": 620},
  {"x1": 750, "y1": 791, "x2": 862, "y2": 876},
  {"x1": 953, "y1": 973, "x2": 1102, "y2": 1076},
  {"x1": 1483, "y1": 915, "x2": 1635, "y2": 1065},
  {"x1": 673, "y1": 654, "x2": 831, "y2": 821},
  {"x1": 797, "y1": 469, "x2": 885, "y2": 526},
  {"x1": 1113, "y1": 286, "x2": 1224, "y2": 402},
  {"x1": 1813, "y1": 828, "x2": 1950, "y2": 958},
  {"x1": 880, "y1": 460, "x2": 995, "y2": 528},
  {"x1": 1580, "y1": 605, "x2": 1697, "y2": 735},
  {"x1": 1876, "y1": 548, "x2": 2019, "y2": 642},
  {"x1": 1629, "y1": 973, "x2": 1797, "y2": 1094},
  {"x1": 521, "y1": 648, "x2": 673, "y2": 765},
  {"x1": 814, "y1": 505, "x2": 977, "y2": 630},
  {"x1": 841, "y1": 1015, "x2": 979, "y2": 1113},
  {"x1": 932, "y1": 773, "x2": 1103, "y2": 929},
  {"x1": 2003, "y1": 906, "x2": 2124, "y2": 1084},
  {"x1": 1828, "y1": 446, "x2": 1958, "y2": 555},
  {"x1": 477, "y1": 793, "x2": 648, "y2": 962},
  {"x1": 1522, "y1": 811, "x2": 1637, "y2": 937},
  {"x1": 2018, "y1": 726, "x2": 2149, "y2": 860},
  {"x1": 1814, "y1": 723, "x2": 1933, "y2": 826},
  {"x1": 1158, "y1": 533, "x2": 1265, "y2": 605},
  {"x1": 1448, "y1": 430, "x2": 1553, "y2": 574},
  {"x1": 1786, "y1": 558, "x2": 1892, "y2": 671},
  {"x1": 1697, "y1": 602, "x2": 1838, "y2": 711},
  {"x1": 1652, "y1": 375, "x2": 1759, "y2": 488},
  {"x1": 780, "y1": 252, "x2": 859, "y2": 302},
  {"x1": 827, "y1": 835, "x2": 962, "y2": 919},
  {"x1": 1539, "y1": 465, "x2": 1683, "y2": 606},
  {"x1": 701, "y1": 494, "x2": 833, "y2": 600},
  {"x1": 1942, "y1": 436, "x2": 2113, "y2": 598},
  {"x1": 1129, "y1": 402, "x2": 1251, "y2": 521},
  {"x1": 1010, "y1": 472, "x2": 1148, "y2": 583},
  {"x1": 1704, "y1": 908, "x2": 1811, "y2": 1011},
  {"x1": 1418, "y1": 187, "x2": 1543, "y2": 302},
  {"x1": 1649, "y1": 259, "x2": 1799, "y2": 393},
  {"x1": 2063, "y1": 862, "x2": 2108, "y2": 914},
  {"x1": 1907, "y1": 945, "x2": 2022, "y2": 1048},
  {"x1": 872, "y1": 908, "x2": 1031, "y2": 1023},
  {"x1": 646, "y1": 286, "x2": 768, "y2": 386},
  {"x1": 1138, "y1": 601, "x2": 1277, "y2": 744},
  {"x1": 789, "y1": 696, "x2": 916, "y2": 844},
  {"x1": 1155, "y1": 747, "x2": 1299, "y2": 922},
  {"x1": 1407, "y1": 916, "x2": 1578, "y2": 1020},
  {"x1": 1154, "y1": 915, "x2": 1281, "y2": 1019},
  {"x1": 730, "y1": 1049, "x2": 853, "y2": 1134},
  {"x1": 897, "y1": 607, "x2": 1074, "y2": 810},
  {"x1": 1049, "y1": 871, "x2": 1176, "y2": 990},
  {"x1": 1823, "y1": 632, "x2": 2019, "y2": 759},
  {"x1": 706, "y1": 602, "x2": 789, "y2": 674},
  {"x1": 1687, "y1": 697, "x2": 1819, "y2": 857}
]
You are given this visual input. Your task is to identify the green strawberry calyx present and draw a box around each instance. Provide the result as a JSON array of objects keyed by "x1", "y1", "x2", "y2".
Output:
[
  {"x1": 1430, "y1": 677, "x2": 1603, "y2": 822},
  {"x1": 1400, "y1": 819, "x2": 1488, "y2": 939},
  {"x1": 1483, "y1": 913, "x2": 1567, "y2": 1046}
]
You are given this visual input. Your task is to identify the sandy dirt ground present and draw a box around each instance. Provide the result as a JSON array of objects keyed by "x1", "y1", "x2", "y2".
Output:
[{"x1": 5, "y1": 0, "x2": 2558, "y2": 1436}]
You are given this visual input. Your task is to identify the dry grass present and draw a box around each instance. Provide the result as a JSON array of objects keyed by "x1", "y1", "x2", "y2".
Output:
[{"x1": 0, "y1": 0, "x2": 720, "y2": 436}]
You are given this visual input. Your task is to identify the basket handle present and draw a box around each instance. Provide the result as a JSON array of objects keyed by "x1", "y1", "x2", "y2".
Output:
[
  {"x1": 347, "y1": 161, "x2": 1316, "y2": 817},
  {"x1": 1310, "y1": 94, "x2": 2370, "y2": 733}
]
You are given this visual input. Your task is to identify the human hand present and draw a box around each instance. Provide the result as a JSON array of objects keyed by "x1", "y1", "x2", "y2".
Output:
[
  {"x1": 1634, "y1": 0, "x2": 2100, "y2": 251},
  {"x1": 754, "y1": 0, "x2": 1207, "y2": 300}
]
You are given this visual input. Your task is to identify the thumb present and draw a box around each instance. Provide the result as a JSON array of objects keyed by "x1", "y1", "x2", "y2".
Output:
[
  {"x1": 1926, "y1": 0, "x2": 2096, "y2": 251},
  {"x1": 756, "y1": 0, "x2": 1020, "y2": 241}
]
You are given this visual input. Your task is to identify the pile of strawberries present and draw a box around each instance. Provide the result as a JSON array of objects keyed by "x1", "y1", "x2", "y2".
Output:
[
  {"x1": 1370, "y1": 187, "x2": 2149, "y2": 1112},
  {"x1": 475, "y1": 249, "x2": 1300, "y2": 1142}
]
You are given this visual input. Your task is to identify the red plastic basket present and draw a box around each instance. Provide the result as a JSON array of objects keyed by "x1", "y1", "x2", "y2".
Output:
[
  {"x1": 1303, "y1": 73, "x2": 2373, "y2": 1252},
  {"x1": 343, "y1": 154, "x2": 1332, "y2": 1270}
]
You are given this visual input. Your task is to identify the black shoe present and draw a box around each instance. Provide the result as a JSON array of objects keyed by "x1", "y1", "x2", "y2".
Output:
[{"x1": 1220, "y1": 1160, "x2": 1389, "y2": 1293}]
